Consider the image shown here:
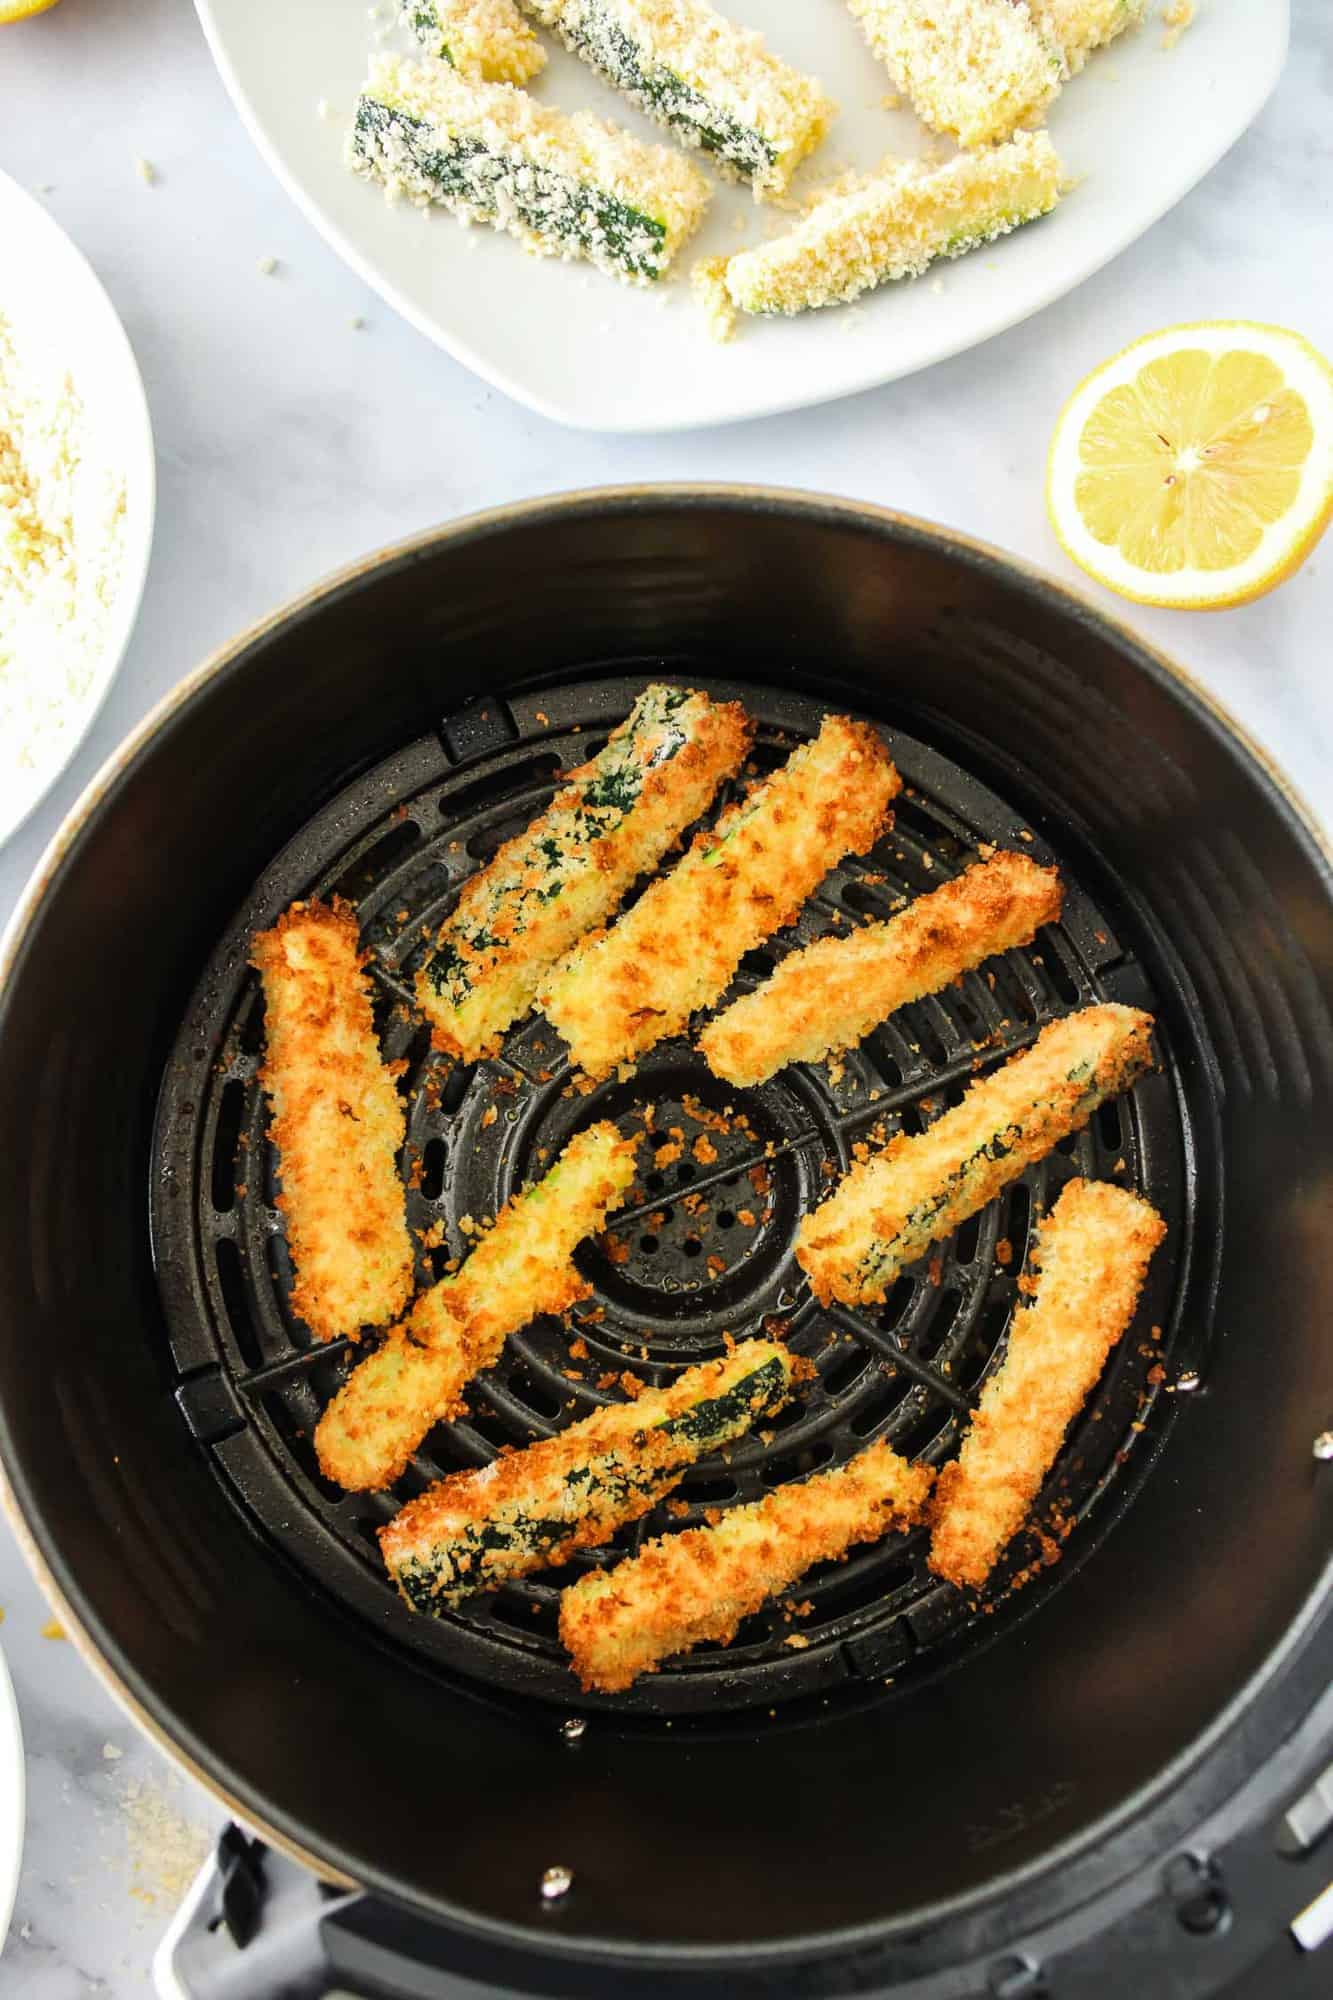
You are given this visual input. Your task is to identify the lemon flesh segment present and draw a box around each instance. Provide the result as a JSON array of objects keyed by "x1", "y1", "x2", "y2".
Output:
[{"x1": 1048, "y1": 324, "x2": 1333, "y2": 609}]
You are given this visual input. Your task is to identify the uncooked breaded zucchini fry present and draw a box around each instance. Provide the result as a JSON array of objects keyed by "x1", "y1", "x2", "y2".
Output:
[
  {"x1": 405, "y1": 0, "x2": 547, "y2": 83},
  {"x1": 700, "y1": 852, "x2": 1062, "y2": 1085},
  {"x1": 417, "y1": 684, "x2": 750, "y2": 1061},
  {"x1": 381, "y1": 1338, "x2": 795, "y2": 1608},
  {"x1": 315, "y1": 1123, "x2": 638, "y2": 1490},
  {"x1": 351, "y1": 55, "x2": 712, "y2": 285},
  {"x1": 796, "y1": 1004, "x2": 1155, "y2": 1307},
  {"x1": 929, "y1": 1178, "x2": 1164, "y2": 1589},
  {"x1": 539, "y1": 715, "x2": 900, "y2": 1078},
  {"x1": 1029, "y1": 0, "x2": 1146, "y2": 77},
  {"x1": 693, "y1": 132, "x2": 1063, "y2": 332},
  {"x1": 846, "y1": 0, "x2": 1061, "y2": 148},
  {"x1": 252, "y1": 899, "x2": 412, "y2": 1343},
  {"x1": 519, "y1": 0, "x2": 834, "y2": 198},
  {"x1": 560, "y1": 1438, "x2": 933, "y2": 1690}
]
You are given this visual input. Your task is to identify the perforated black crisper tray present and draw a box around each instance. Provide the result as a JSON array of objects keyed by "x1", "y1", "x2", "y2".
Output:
[{"x1": 152, "y1": 674, "x2": 1191, "y2": 1718}]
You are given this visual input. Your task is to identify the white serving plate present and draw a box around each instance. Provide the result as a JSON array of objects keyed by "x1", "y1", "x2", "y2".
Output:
[
  {"x1": 196, "y1": 0, "x2": 1286, "y2": 432},
  {"x1": 0, "y1": 171, "x2": 156, "y2": 848}
]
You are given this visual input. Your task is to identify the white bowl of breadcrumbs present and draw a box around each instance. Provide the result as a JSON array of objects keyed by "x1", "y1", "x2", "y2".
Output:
[{"x1": 0, "y1": 168, "x2": 154, "y2": 848}]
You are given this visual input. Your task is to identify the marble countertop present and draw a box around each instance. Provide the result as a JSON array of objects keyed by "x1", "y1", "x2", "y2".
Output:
[{"x1": 0, "y1": 0, "x2": 1329, "y2": 1992}]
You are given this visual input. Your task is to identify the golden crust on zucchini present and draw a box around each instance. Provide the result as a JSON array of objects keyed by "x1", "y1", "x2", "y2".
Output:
[
  {"x1": 380, "y1": 1338, "x2": 795, "y2": 1605},
  {"x1": 539, "y1": 714, "x2": 901, "y2": 1078},
  {"x1": 929, "y1": 1178, "x2": 1165, "y2": 1588},
  {"x1": 699, "y1": 851, "x2": 1062, "y2": 1084},
  {"x1": 315, "y1": 1122, "x2": 638, "y2": 1490},
  {"x1": 417, "y1": 684, "x2": 751, "y2": 1061},
  {"x1": 252, "y1": 898, "x2": 412, "y2": 1343},
  {"x1": 560, "y1": 1437, "x2": 934, "y2": 1690},
  {"x1": 796, "y1": 1003, "x2": 1155, "y2": 1307}
]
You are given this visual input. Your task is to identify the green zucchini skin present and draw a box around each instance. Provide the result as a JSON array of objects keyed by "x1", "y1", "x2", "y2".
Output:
[
  {"x1": 353, "y1": 96, "x2": 668, "y2": 279},
  {"x1": 382, "y1": 1345, "x2": 792, "y2": 1611},
  {"x1": 536, "y1": 3, "x2": 777, "y2": 181}
]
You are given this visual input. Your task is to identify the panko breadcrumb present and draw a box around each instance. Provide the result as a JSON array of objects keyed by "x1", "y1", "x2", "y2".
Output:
[
  {"x1": 417, "y1": 685, "x2": 750, "y2": 1060},
  {"x1": 560, "y1": 1438, "x2": 934, "y2": 1689},
  {"x1": 520, "y1": 0, "x2": 835, "y2": 198},
  {"x1": 350, "y1": 53, "x2": 711, "y2": 284},
  {"x1": 846, "y1": 0, "x2": 1062, "y2": 148},
  {"x1": 252, "y1": 900, "x2": 413, "y2": 1342},
  {"x1": 315, "y1": 1123, "x2": 638, "y2": 1490},
  {"x1": 1029, "y1": 0, "x2": 1147, "y2": 76},
  {"x1": 405, "y1": 0, "x2": 547, "y2": 82},
  {"x1": 929, "y1": 1178, "x2": 1165, "y2": 1588},
  {"x1": 381, "y1": 1338, "x2": 794, "y2": 1604},
  {"x1": 700, "y1": 852, "x2": 1063, "y2": 1083},
  {"x1": 796, "y1": 1003, "x2": 1155, "y2": 1307},
  {"x1": 539, "y1": 715, "x2": 901, "y2": 1078},
  {"x1": 695, "y1": 132, "x2": 1063, "y2": 331}
]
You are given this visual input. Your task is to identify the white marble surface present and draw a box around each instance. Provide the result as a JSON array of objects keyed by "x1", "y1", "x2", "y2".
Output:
[{"x1": 0, "y1": 0, "x2": 1329, "y2": 1991}]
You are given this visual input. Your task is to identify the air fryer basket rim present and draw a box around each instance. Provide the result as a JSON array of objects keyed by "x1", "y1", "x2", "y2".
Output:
[{"x1": 0, "y1": 484, "x2": 1329, "y2": 1975}]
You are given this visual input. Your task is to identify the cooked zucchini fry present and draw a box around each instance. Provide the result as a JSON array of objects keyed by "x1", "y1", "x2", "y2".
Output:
[
  {"x1": 796, "y1": 1004, "x2": 1155, "y2": 1307},
  {"x1": 845, "y1": 0, "x2": 1061, "y2": 148},
  {"x1": 560, "y1": 1438, "x2": 933, "y2": 1690},
  {"x1": 405, "y1": 0, "x2": 547, "y2": 83},
  {"x1": 693, "y1": 133, "x2": 1063, "y2": 332},
  {"x1": 929, "y1": 1178, "x2": 1165, "y2": 1589},
  {"x1": 381, "y1": 1338, "x2": 795, "y2": 1608},
  {"x1": 350, "y1": 55, "x2": 712, "y2": 285},
  {"x1": 315, "y1": 1123, "x2": 638, "y2": 1491},
  {"x1": 700, "y1": 852, "x2": 1063, "y2": 1084},
  {"x1": 1029, "y1": 0, "x2": 1146, "y2": 76},
  {"x1": 540, "y1": 715, "x2": 900, "y2": 1078},
  {"x1": 251, "y1": 899, "x2": 412, "y2": 1342},
  {"x1": 417, "y1": 684, "x2": 750, "y2": 1060},
  {"x1": 519, "y1": 0, "x2": 834, "y2": 198}
]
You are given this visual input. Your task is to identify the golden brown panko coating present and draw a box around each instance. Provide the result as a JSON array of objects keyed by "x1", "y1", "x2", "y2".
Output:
[
  {"x1": 796, "y1": 1003, "x2": 1155, "y2": 1308},
  {"x1": 315, "y1": 1122, "x2": 639, "y2": 1491},
  {"x1": 699, "y1": 851, "x2": 1062, "y2": 1085},
  {"x1": 416, "y1": 685, "x2": 751, "y2": 1061},
  {"x1": 252, "y1": 898, "x2": 413, "y2": 1343},
  {"x1": 539, "y1": 715, "x2": 901, "y2": 1078},
  {"x1": 559, "y1": 1437, "x2": 934, "y2": 1691},
  {"x1": 929, "y1": 1178, "x2": 1165, "y2": 1589},
  {"x1": 380, "y1": 1339, "x2": 795, "y2": 1603}
]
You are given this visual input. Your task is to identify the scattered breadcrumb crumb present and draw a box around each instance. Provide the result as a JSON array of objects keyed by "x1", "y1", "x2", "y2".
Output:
[
  {"x1": 257, "y1": 255, "x2": 279, "y2": 276},
  {"x1": 40, "y1": 1619, "x2": 66, "y2": 1640},
  {"x1": 1161, "y1": 0, "x2": 1194, "y2": 48},
  {"x1": 134, "y1": 157, "x2": 157, "y2": 186}
]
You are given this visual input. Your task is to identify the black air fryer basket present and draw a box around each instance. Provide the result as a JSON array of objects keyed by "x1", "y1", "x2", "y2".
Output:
[{"x1": 0, "y1": 490, "x2": 1328, "y2": 1996}]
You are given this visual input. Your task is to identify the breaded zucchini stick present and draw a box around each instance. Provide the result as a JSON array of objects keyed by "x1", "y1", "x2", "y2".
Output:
[
  {"x1": 381, "y1": 1338, "x2": 796, "y2": 1608},
  {"x1": 417, "y1": 684, "x2": 750, "y2": 1061},
  {"x1": 560, "y1": 1438, "x2": 933, "y2": 1690},
  {"x1": 519, "y1": 0, "x2": 835, "y2": 198},
  {"x1": 351, "y1": 55, "x2": 712, "y2": 285},
  {"x1": 316, "y1": 1123, "x2": 638, "y2": 1490},
  {"x1": 845, "y1": 0, "x2": 1061, "y2": 148},
  {"x1": 1029, "y1": 0, "x2": 1146, "y2": 77},
  {"x1": 693, "y1": 132, "x2": 1063, "y2": 333},
  {"x1": 539, "y1": 715, "x2": 901, "y2": 1078},
  {"x1": 796, "y1": 1004, "x2": 1155, "y2": 1307},
  {"x1": 252, "y1": 899, "x2": 412, "y2": 1342},
  {"x1": 405, "y1": 0, "x2": 547, "y2": 83},
  {"x1": 700, "y1": 852, "x2": 1062, "y2": 1085},
  {"x1": 929, "y1": 1179, "x2": 1165, "y2": 1588}
]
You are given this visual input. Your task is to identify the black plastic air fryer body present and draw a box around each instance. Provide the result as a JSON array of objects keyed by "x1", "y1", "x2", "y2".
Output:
[{"x1": 0, "y1": 492, "x2": 1328, "y2": 1997}]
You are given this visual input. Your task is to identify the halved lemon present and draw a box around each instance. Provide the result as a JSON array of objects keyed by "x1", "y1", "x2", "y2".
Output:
[
  {"x1": 0, "y1": 0, "x2": 61, "y2": 18},
  {"x1": 1047, "y1": 323, "x2": 1333, "y2": 610}
]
